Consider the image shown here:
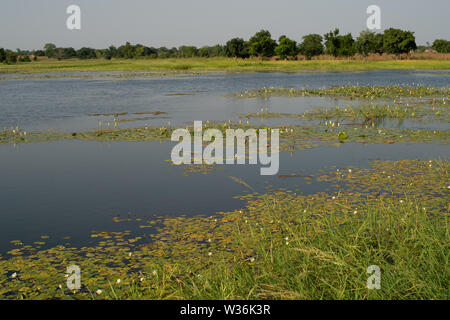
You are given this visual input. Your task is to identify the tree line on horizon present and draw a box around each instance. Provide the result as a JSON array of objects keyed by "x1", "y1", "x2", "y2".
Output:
[{"x1": 1, "y1": 28, "x2": 450, "y2": 64}]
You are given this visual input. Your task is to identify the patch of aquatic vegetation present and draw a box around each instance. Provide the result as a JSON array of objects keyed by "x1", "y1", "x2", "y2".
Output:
[
  {"x1": 228, "y1": 85, "x2": 450, "y2": 100},
  {"x1": 240, "y1": 101, "x2": 450, "y2": 123},
  {"x1": 0, "y1": 159, "x2": 448, "y2": 299},
  {"x1": 165, "y1": 159, "x2": 223, "y2": 176},
  {"x1": 117, "y1": 116, "x2": 170, "y2": 123},
  {"x1": 0, "y1": 126, "x2": 173, "y2": 144},
  {"x1": 1, "y1": 123, "x2": 449, "y2": 151},
  {"x1": 181, "y1": 164, "x2": 223, "y2": 176},
  {"x1": 87, "y1": 112, "x2": 129, "y2": 117},
  {"x1": 87, "y1": 111, "x2": 170, "y2": 123}
]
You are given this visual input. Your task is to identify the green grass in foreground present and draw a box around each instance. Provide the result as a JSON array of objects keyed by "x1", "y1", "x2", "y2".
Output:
[
  {"x1": 0, "y1": 159, "x2": 448, "y2": 299},
  {"x1": 1, "y1": 57, "x2": 450, "y2": 75}
]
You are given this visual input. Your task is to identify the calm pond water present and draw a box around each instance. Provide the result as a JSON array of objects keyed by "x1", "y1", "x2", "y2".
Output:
[
  {"x1": 0, "y1": 141, "x2": 448, "y2": 252},
  {"x1": 1, "y1": 70, "x2": 449, "y2": 131},
  {"x1": 0, "y1": 70, "x2": 449, "y2": 253}
]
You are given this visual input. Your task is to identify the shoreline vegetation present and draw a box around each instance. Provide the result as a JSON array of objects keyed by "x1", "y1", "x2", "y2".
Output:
[
  {"x1": 1, "y1": 56, "x2": 450, "y2": 76},
  {"x1": 0, "y1": 158, "x2": 448, "y2": 299},
  {"x1": 2, "y1": 27, "x2": 450, "y2": 75}
]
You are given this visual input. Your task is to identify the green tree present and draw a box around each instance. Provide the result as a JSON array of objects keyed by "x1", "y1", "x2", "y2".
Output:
[
  {"x1": 374, "y1": 33, "x2": 384, "y2": 54},
  {"x1": 382, "y1": 28, "x2": 416, "y2": 55},
  {"x1": 104, "y1": 45, "x2": 118, "y2": 59},
  {"x1": 355, "y1": 30, "x2": 379, "y2": 57},
  {"x1": 0, "y1": 48, "x2": 5, "y2": 62},
  {"x1": 158, "y1": 47, "x2": 178, "y2": 58},
  {"x1": 337, "y1": 33, "x2": 355, "y2": 56},
  {"x1": 33, "y1": 50, "x2": 46, "y2": 57},
  {"x1": 248, "y1": 30, "x2": 277, "y2": 57},
  {"x1": 135, "y1": 45, "x2": 157, "y2": 58},
  {"x1": 5, "y1": 50, "x2": 18, "y2": 64},
  {"x1": 209, "y1": 44, "x2": 225, "y2": 57},
  {"x1": 324, "y1": 29, "x2": 340, "y2": 57},
  {"x1": 324, "y1": 29, "x2": 355, "y2": 57},
  {"x1": 432, "y1": 39, "x2": 450, "y2": 53},
  {"x1": 198, "y1": 47, "x2": 210, "y2": 57},
  {"x1": 54, "y1": 48, "x2": 64, "y2": 60},
  {"x1": 44, "y1": 43, "x2": 56, "y2": 58},
  {"x1": 178, "y1": 46, "x2": 198, "y2": 58},
  {"x1": 225, "y1": 38, "x2": 248, "y2": 58},
  {"x1": 76, "y1": 47, "x2": 96, "y2": 59},
  {"x1": 120, "y1": 42, "x2": 136, "y2": 59},
  {"x1": 274, "y1": 35, "x2": 298, "y2": 59},
  {"x1": 18, "y1": 55, "x2": 31, "y2": 62},
  {"x1": 198, "y1": 45, "x2": 225, "y2": 58},
  {"x1": 298, "y1": 34, "x2": 323, "y2": 59},
  {"x1": 62, "y1": 47, "x2": 77, "y2": 59}
]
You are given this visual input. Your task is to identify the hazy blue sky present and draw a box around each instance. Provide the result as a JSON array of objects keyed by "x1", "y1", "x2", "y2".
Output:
[{"x1": 1, "y1": 0, "x2": 449, "y2": 50}]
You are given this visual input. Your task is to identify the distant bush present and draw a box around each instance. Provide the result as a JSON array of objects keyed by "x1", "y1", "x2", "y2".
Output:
[
  {"x1": 275, "y1": 35, "x2": 298, "y2": 60},
  {"x1": 432, "y1": 39, "x2": 450, "y2": 53},
  {"x1": 382, "y1": 28, "x2": 417, "y2": 55},
  {"x1": 298, "y1": 34, "x2": 323, "y2": 60}
]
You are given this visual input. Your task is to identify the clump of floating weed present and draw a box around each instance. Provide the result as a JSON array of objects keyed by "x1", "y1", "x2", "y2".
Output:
[
  {"x1": 230, "y1": 85, "x2": 449, "y2": 100},
  {"x1": 0, "y1": 126, "x2": 27, "y2": 143}
]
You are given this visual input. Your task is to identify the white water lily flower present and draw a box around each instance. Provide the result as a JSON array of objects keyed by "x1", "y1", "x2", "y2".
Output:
[
  {"x1": 96, "y1": 290, "x2": 102, "y2": 295},
  {"x1": 11, "y1": 272, "x2": 17, "y2": 278}
]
